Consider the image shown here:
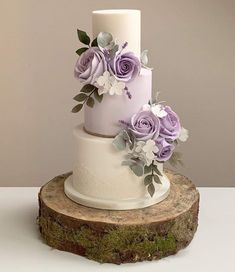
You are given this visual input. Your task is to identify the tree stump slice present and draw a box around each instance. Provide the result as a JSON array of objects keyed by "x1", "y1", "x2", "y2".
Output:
[{"x1": 38, "y1": 170, "x2": 199, "y2": 264}]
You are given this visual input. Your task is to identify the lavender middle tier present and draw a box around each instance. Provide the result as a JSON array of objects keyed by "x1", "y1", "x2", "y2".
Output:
[{"x1": 84, "y1": 68, "x2": 152, "y2": 137}]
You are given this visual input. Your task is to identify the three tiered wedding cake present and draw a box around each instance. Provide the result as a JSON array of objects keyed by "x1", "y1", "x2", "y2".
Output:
[
  {"x1": 38, "y1": 9, "x2": 199, "y2": 264},
  {"x1": 64, "y1": 9, "x2": 188, "y2": 210}
]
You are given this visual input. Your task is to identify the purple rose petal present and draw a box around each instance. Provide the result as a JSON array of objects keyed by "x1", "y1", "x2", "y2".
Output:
[
  {"x1": 108, "y1": 51, "x2": 141, "y2": 83},
  {"x1": 128, "y1": 110, "x2": 160, "y2": 140},
  {"x1": 159, "y1": 106, "x2": 181, "y2": 141},
  {"x1": 155, "y1": 137, "x2": 175, "y2": 161},
  {"x1": 74, "y1": 47, "x2": 107, "y2": 84}
]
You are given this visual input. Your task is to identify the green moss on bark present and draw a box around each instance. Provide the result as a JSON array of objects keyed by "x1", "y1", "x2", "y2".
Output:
[{"x1": 38, "y1": 216, "x2": 178, "y2": 263}]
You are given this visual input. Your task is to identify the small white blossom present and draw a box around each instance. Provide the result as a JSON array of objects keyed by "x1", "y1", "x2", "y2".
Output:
[
  {"x1": 96, "y1": 71, "x2": 125, "y2": 96},
  {"x1": 178, "y1": 127, "x2": 189, "y2": 142},
  {"x1": 142, "y1": 104, "x2": 151, "y2": 111},
  {"x1": 135, "y1": 141, "x2": 145, "y2": 153},
  {"x1": 109, "y1": 80, "x2": 125, "y2": 95},
  {"x1": 151, "y1": 104, "x2": 167, "y2": 118},
  {"x1": 142, "y1": 103, "x2": 167, "y2": 118},
  {"x1": 142, "y1": 140, "x2": 159, "y2": 161},
  {"x1": 134, "y1": 140, "x2": 158, "y2": 166},
  {"x1": 96, "y1": 71, "x2": 114, "y2": 95}
]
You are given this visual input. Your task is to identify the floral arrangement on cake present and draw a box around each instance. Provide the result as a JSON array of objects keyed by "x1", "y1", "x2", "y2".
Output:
[
  {"x1": 72, "y1": 29, "x2": 188, "y2": 197},
  {"x1": 72, "y1": 29, "x2": 148, "y2": 112},
  {"x1": 113, "y1": 95, "x2": 189, "y2": 196}
]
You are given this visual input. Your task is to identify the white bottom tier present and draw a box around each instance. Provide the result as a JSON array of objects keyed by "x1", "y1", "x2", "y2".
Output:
[
  {"x1": 65, "y1": 174, "x2": 170, "y2": 210},
  {"x1": 64, "y1": 124, "x2": 170, "y2": 210}
]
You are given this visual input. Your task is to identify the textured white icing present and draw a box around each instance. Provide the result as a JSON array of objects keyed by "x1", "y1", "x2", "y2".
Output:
[
  {"x1": 70, "y1": 125, "x2": 169, "y2": 203},
  {"x1": 84, "y1": 68, "x2": 152, "y2": 137},
  {"x1": 92, "y1": 9, "x2": 141, "y2": 57}
]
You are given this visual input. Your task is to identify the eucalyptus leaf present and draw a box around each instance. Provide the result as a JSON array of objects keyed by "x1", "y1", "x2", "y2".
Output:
[
  {"x1": 144, "y1": 165, "x2": 152, "y2": 174},
  {"x1": 80, "y1": 84, "x2": 96, "y2": 93},
  {"x1": 178, "y1": 160, "x2": 184, "y2": 167},
  {"x1": 130, "y1": 163, "x2": 144, "y2": 177},
  {"x1": 121, "y1": 160, "x2": 135, "y2": 166},
  {"x1": 124, "y1": 153, "x2": 134, "y2": 160},
  {"x1": 173, "y1": 139, "x2": 179, "y2": 145},
  {"x1": 168, "y1": 152, "x2": 183, "y2": 167},
  {"x1": 153, "y1": 175, "x2": 161, "y2": 184},
  {"x1": 152, "y1": 164, "x2": 162, "y2": 176},
  {"x1": 141, "y1": 50, "x2": 148, "y2": 66},
  {"x1": 144, "y1": 175, "x2": 152, "y2": 186},
  {"x1": 76, "y1": 47, "x2": 88, "y2": 56},
  {"x1": 94, "y1": 90, "x2": 103, "y2": 103},
  {"x1": 97, "y1": 32, "x2": 113, "y2": 48},
  {"x1": 122, "y1": 130, "x2": 133, "y2": 148},
  {"x1": 91, "y1": 37, "x2": 98, "y2": 47},
  {"x1": 109, "y1": 44, "x2": 119, "y2": 58},
  {"x1": 168, "y1": 156, "x2": 177, "y2": 167},
  {"x1": 86, "y1": 97, "x2": 95, "y2": 108},
  {"x1": 174, "y1": 151, "x2": 182, "y2": 159},
  {"x1": 77, "y1": 29, "x2": 90, "y2": 45},
  {"x1": 71, "y1": 104, "x2": 83, "y2": 113},
  {"x1": 112, "y1": 133, "x2": 126, "y2": 151},
  {"x1": 147, "y1": 183, "x2": 155, "y2": 197},
  {"x1": 73, "y1": 93, "x2": 88, "y2": 102}
]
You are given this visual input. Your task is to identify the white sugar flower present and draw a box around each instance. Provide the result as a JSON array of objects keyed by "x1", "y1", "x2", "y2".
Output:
[
  {"x1": 142, "y1": 140, "x2": 159, "y2": 162},
  {"x1": 109, "y1": 80, "x2": 125, "y2": 95},
  {"x1": 142, "y1": 104, "x2": 151, "y2": 111},
  {"x1": 151, "y1": 104, "x2": 167, "y2": 118},
  {"x1": 135, "y1": 141, "x2": 145, "y2": 153},
  {"x1": 96, "y1": 71, "x2": 125, "y2": 96},
  {"x1": 96, "y1": 71, "x2": 115, "y2": 95},
  {"x1": 142, "y1": 103, "x2": 167, "y2": 118},
  {"x1": 134, "y1": 140, "x2": 159, "y2": 166},
  {"x1": 96, "y1": 71, "x2": 110, "y2": 86},
  {"x1": 178, "y1": 127, "x2": 189, "y2": 142}
]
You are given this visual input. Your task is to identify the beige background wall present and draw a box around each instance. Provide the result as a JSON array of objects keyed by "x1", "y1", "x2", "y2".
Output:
[{"x1": 0, "y1": 0, "x2": 234, "y2": 187}]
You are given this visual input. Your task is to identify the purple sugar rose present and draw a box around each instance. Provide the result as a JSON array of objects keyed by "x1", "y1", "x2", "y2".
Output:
[
  {"x1": 155, "y1": 137, "x2": 175, "y2": 162},
  {"x1": 129, "y1": 110, "x2": 160, "y2": 140},
  {"x1": 74, "y1": 47, "x2": 107, "y2": 84},
  {"x1": 109, "y1": 51, "x2": 141, "y2": 82},
  {"x1": 159, "y1": 106, "x2": 181, "y2": 141}
]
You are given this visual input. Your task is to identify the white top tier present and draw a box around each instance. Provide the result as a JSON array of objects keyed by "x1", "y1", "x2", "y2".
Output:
[{"x1": 92, "y1": 9, "x2": 141, "y2": 57}]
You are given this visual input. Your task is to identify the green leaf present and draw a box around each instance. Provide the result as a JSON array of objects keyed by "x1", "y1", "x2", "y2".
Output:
[
  {"x1": 144, "y1": 165, "x2": 152, "y2": 174},
  {"x1": 168, "y1": 152, "x2": 183, "y2": 167},
  {"x1": 144, "y1": 175, "x2": 153, "y2": 186},
  {"x1": 130, "y1": 163, "x2": 144, "y2": 177},
  {"x1": 178, "y1": 160, "x2": 184, "y2": 167},
  {"x1": 124, "y1": 153, "x2": 134, "y2": 160},
  {"x1": 141, "y1": 49, "x2": 148, "y2": 66},
  {"x1": 71, "y1": 104, "x2": 83, "y2": 113},
  {"x1": 147, "y1": 183, "x2": 155, "y2": 197},
  {"x1": 86, "y1": 97, "x2": 95, "y2": 108},
  {"x1": 121, "y1": 160, "x2": 134, "y2": 166},
  {"x1": 77, "y1": 29, "x2": 90, "y2": 45},
  {"x1": 173, "y1": 139, "x2": 179, "y2": 145},
  {"x1": 94, "y1": 90, "x2": 103, "y2": 103},
  {"x1": 109, "y1": 44, "x2": 119, "y2": 59},
  {"x1": 76, "y1": 47, "x2": 88, "y2": 56},
  {"x1": 174, "y1": 151, "x2": 182, "y2": 159},
  {"x1": 153, "y1": 175, "x2": 161, "y2": 184},
  {"x1": 97, "y1": 32, "x2": 113, "y2": 48},
  {"x1": 73, "y1": 93, "x2": 88, "y2": 102},
  {"x1": 122, "y1": 130, "x2": 133, "y2": 149},
  {"x1": 80, "y1": 84, "x2": 96, "y2": 93},
  {"x1": 91, "y1": 37, "x2": 98, "y2": 47},
  {"x1": 112, "y1": 132, "x2": 126, "y2": 151},
  {"x1": 152, "y1": 164, "x2": 162, "y2": 176}
]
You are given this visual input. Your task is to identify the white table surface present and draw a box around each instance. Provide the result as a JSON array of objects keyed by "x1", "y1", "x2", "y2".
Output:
[{"x1": 0, "y1": 187, "x2": 234, "y2": 272}]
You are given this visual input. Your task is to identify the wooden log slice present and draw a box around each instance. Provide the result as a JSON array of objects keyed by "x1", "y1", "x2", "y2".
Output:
[{"x1": 38, "y1": 170, "x2": 199, "y2": 264}]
